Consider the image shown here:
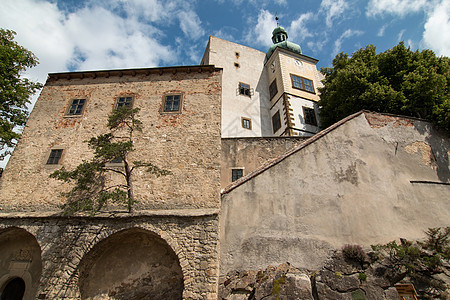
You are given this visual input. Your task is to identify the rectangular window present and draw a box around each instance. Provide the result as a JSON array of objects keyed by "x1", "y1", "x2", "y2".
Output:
[
  {"x1": 232, "y1": 169, "x2": 243, "y2": 182},
  {"x1": 291, "y1": 74, "x2": 315, "y2": 93},
  {"x1": 116, "y1": 96, "x2": 133, "y2": 109},
  {"x1": 269, "y1": 79, "x2": 278, "y2": 100},
  {"x1": 163, "y1": 94, "x2": 182, "y2": 113},
  {"x1": 241, "y1": 117, "x2": 252, "y2": 130},
  {"x1": 47, "y1": 149, "x2": 63, "y2": 165},
  {"x1": 303, "y1": 107, "x2": 318, "y2": 126},
  {"x1": 66, "y1": 99, "x2": 85, "y2": 115},
  {"x1": 272, "y1": 110, "x2": 281, "y2": 133},
  {"x1": 239, "y1": 82, "x2": 251, "y2": 97}
]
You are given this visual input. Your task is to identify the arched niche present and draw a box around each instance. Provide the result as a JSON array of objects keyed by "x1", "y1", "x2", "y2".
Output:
[
  {"x1": 0, "y1": 227, "x2": 42, "y2": 300},
  {"x1": 78, "y1": 228, "x2": 184, "y2": 299}
]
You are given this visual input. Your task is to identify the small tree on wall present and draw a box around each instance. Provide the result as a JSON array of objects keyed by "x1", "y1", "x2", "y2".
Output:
[{"x1": 50, "y1": 107, "x2": 171, "y2": 214}]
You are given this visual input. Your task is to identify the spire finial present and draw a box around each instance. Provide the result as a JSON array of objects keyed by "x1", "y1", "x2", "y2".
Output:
[{"x1": 275, "y1": 15, "x2": 279, "y2": 27}]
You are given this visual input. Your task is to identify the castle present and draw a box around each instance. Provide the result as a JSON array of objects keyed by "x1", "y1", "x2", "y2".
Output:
[{"x1": 0, "y1": 26, "x2": 448, "y2": 299}]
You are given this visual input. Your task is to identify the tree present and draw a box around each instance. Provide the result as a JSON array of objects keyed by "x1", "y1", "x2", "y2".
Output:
[
  {"x1": 0, "y1": 29, "x2": 43, "y2": 160},
  {"x1": 318, "y1": 42, "x2": 449, "y2": 130},
  {"x1": 50, "y1": 107, "x2": 171, "y2": 214}
]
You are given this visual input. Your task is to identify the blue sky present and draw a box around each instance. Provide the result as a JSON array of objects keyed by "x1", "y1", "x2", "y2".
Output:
[
  {"x1": 1, "y1": 0, "x2": 448, "y2": 82},
  {"x1": 0, "y1": 0, "x2": 449, "y2": 167}
]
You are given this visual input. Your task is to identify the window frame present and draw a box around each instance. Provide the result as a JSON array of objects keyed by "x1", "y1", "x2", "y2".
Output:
[
  {"x1": 241, "y1": 117, "x2": 252, "y2": 130},
  {"x1": 239, "y1": 82, "x2": 251, "y2": 97},
  {"x1": 302, "y1": 107, "x2": 318, "y2": 126},
  {"x1": 272, "y1": 110, "x2": 282, "y2": 134},
  {"x1": 269, "y1": 79, "x2": 278, "y2": 100},
  {"x1": 115, "y1": 96, "x2": 134, "y2": 109},
  {"x1": 290, "y1": 74, "x2": 315, "y2": 93},
  {"x1": 161, "y1": 94, "x2": 183, "y2": 114},
  {"x1": 231, "y1": 168, "x2": 244, "y2": 182},
  {"x1": 65, "y1": 99, "x2": 86, "y2": 116},
  {"x1": 46, "y1": 149, "x2": 63, "y2": 165}
]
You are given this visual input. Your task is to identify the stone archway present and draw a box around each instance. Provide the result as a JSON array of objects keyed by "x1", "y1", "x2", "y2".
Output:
[
  {"x1": 0, "y1": 227, "x2": 42, "y2": 300},
  {"x1": 78, "y1": 228, "x2": 184, "y2": 299}
]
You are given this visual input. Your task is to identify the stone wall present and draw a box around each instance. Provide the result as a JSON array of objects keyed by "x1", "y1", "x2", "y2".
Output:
[
  {"x1": 0, "y1": 66, "x2": 222, "y2": 212},
  {"x1": 0, "y1": 211, "x2": 219, "y2": 299}
]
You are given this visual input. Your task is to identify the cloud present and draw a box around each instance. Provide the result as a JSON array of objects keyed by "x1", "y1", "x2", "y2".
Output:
[
  {"x1": 320, "y1": 0, "x2": 350, "y2": 27},
  {"x1": 366, "y1": 0, "x2": 428, "y2": 17},
  {"x1": 333, "y1": 29, "x2": 363, "y2": 56},
  {"x1": 422, "y1": 0, "x2": 450, "y2": 56},
  {"x1": 178, "y1": 10, "x2": 205, "y2": 40},
  {"x1": 397, "y1": 29, "x2": 406, "y2": 41},
  {"x1": 288, "y1": 12, "x2": 314, "y2": 42},
  {"x1": 377, "y1": 24, "x2": 387, "y2": 36},
  {"x1": 246, "y1": 10, "x2": 277, "y2": 48}
]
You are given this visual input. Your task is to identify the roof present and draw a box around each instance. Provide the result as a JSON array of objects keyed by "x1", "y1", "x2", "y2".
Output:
[{"x1": 47, "y1": 65, "x2": 222, "y2": 82}]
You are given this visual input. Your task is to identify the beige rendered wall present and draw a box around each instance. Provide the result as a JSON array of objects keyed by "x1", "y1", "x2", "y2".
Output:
[
  {"x1": 220, "y1": 137, "x2": 307, "y2": 188},
  {"x1": 220, "y1": 112, "x2": 449, "y2": 274},
  {"x1": 0, "y1": 68, "x2": 222, "y2": 212},
  {"x1": 202, "y1": 36, "x2": 272, "y2": 137}
]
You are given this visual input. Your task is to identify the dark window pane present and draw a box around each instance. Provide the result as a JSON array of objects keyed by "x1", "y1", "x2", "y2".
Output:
[
  {"x1": 67, "y1": 99, "x2": 85, "y2": 115},
  {"x1": 232, "y1": 169, "x2": 243, "y2": 182},
  {"x1": 239, "y1": 83, "x2": 250, "y2": 96},
  {"x1": 272, "y1": 110, "x2": 281, "y2": 133},
  {"x1": 269, "y1": 80, "x2": 278, "y2": 99},
  {"x1": 47, "y1": 149, "x2": 63, "y2": 164},
  {"x1": 303, "y1": 107, "x2": 318, "y2": 126},
  {"x1": 117, "y1": 97, "x2": 133, "y2": 108},
  {"x1": 164, "y1": 95, "x2": 182, "y2": 112}
]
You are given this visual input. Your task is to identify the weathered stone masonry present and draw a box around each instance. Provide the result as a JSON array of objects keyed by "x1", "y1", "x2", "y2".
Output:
[{"x1": 0, "y1": 212, "x2": 219, "y2": 299}]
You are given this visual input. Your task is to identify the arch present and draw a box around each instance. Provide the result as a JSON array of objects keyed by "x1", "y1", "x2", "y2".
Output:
[
  {"x1": 0, "y1": 277, "x2": 25, "y2": 300},
  {"x1": 0, "y1": 227, "x2": 42, "y2": 300},
  {"x1": 78, "y1": 227, "x2": 184, "y2": 299}
]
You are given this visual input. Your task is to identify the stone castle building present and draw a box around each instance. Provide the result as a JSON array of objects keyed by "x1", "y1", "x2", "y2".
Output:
[{"x1": 0, "y1": 27, "x2": 448, "y2": 299}]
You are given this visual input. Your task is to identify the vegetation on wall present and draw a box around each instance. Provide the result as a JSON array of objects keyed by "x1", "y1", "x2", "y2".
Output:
[
  {"x1": 318, "y1": 42, "x2": 449, "y2": 131},
  {"x1": 0, "y1": 28, "x2": 42, "y2": 160},
  {"x1": 371, "y1": 227, "x2": 450, "y2": 298},
  {"x1": 50, "y1": 107, "x2": 171, "y2": 214}
]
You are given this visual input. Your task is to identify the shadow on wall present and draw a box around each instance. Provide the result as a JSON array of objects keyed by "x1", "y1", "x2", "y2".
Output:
[
  {"x1": 0, "y1": 227, "x2": 42, "y2": 300},
  {"x1": 414, "y1": 122, "x2": 449, "y2": 182},
  {"x1": 78, "y1": 228, "x2": 184, "y2": 300}
]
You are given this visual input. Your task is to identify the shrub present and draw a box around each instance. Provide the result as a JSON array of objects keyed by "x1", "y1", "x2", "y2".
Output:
[{"x1": 342, "y1": 244, "x2": 367, "y2": 263}]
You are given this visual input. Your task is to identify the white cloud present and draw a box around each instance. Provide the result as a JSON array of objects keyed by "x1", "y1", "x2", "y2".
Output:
[
  {"x1": 320, "y1": 0, "x2": 350, "y2": 27},
  {"x1": 246, "y1": 10, "x2": 277, "y2": 48},
  {"x1": 377, "y1": 24, "x2": 387, "y2": 36},
  {"x1": 178, "y1": 10, "x2": 205, "y2": 40},
  {"x1": 366, "y1": 0, "x2": 428, "y2": 17},
  {"x1": 333, "y1": 29, "x2": 363, "y2": 56},
  {"x1": 397, "y1": 29, "x2": 406, "y2": 41},
  {"x1": 288, "y1": 12, "x2": 314, "y2": 42},
  {"x1": 422, "y1": 0, "x2": 450, "y2": 56}
]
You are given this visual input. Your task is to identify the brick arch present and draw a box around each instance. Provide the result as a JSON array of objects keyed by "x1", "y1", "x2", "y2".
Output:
[
  {"x1": 0, "y1": 227, "x2": 42, "y2": 300},
  {"x1": 77, "y1": 226, "x2": 184, "y2": 299}
]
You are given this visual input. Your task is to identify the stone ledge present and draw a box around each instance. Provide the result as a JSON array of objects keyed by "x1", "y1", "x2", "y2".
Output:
[{"x1": 0, "y1": 208, "x2": 220, "y2": 219}]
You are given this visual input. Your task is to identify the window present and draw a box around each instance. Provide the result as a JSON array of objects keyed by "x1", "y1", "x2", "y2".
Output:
[
  {"x1": 234, "y1": 62, "x2": 240, "y2": 68},
  {"x1": 47, "y1": 149, "x2": 63, "y2": 165},
  {"x1": 232, "y1": 169, "x2": 243, "y2": 182},
  {"x1": 239, "y1": 83, "x2": 251, "y2": 97},
  {"x1": 116, "y1": 96, "x2": 133, "y2": 109},
  {"x1": 110, "y1": 157, "x2": 123, "y2": 164},
  {"x1": 272, "y1": 110, "x2": 281, "y2": 133},
  {"x1": 66, "y1": 99, "x2": 85, "y2": 115},
  {"x1": 269, "y1": 79, "x2": 278, "y2": 100},
  {"x1": 241, "y1": 117, "x2": 252, "y2": 130},
  {"x1": 163, "y1": 94, "x2": 182, "y2": 113},
  {"x1": 291, "y1": 74, "x2": 315, "y2": 93},
  {"x1": 303, "y1": 107, "x2": 318, "y2": 126}
]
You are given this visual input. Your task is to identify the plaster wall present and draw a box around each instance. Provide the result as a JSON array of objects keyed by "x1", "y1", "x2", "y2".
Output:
[
  {"x1": 220, "y1": 137, "x2": 307, "y2": 188},
  {"x1": 287, "y1": 95, "x2": 320, "y2": 136},
  {"x1": 0, "y1": 68, "x2": 222, "y2": 212},
  {"x1": 202, "y1": 37, "x2": 272, "y2": 137},
  {"x1": 220, "y1": 112, "x2": 449, "y2": 274}
]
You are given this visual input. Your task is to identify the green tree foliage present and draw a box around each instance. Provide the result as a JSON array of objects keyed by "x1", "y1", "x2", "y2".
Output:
[
  {"x1": 372, "y1": 227, "x2": 450, "y2": 298},
  {"x1": 319, "y1": 42, "x2": 449, "y2": 130},
  {"x1": 50, "y1": 107, "x2": 171, "y2": 214},
  {"x1": 0, "y1": 29, "x2": 43, "y2": 159}
]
